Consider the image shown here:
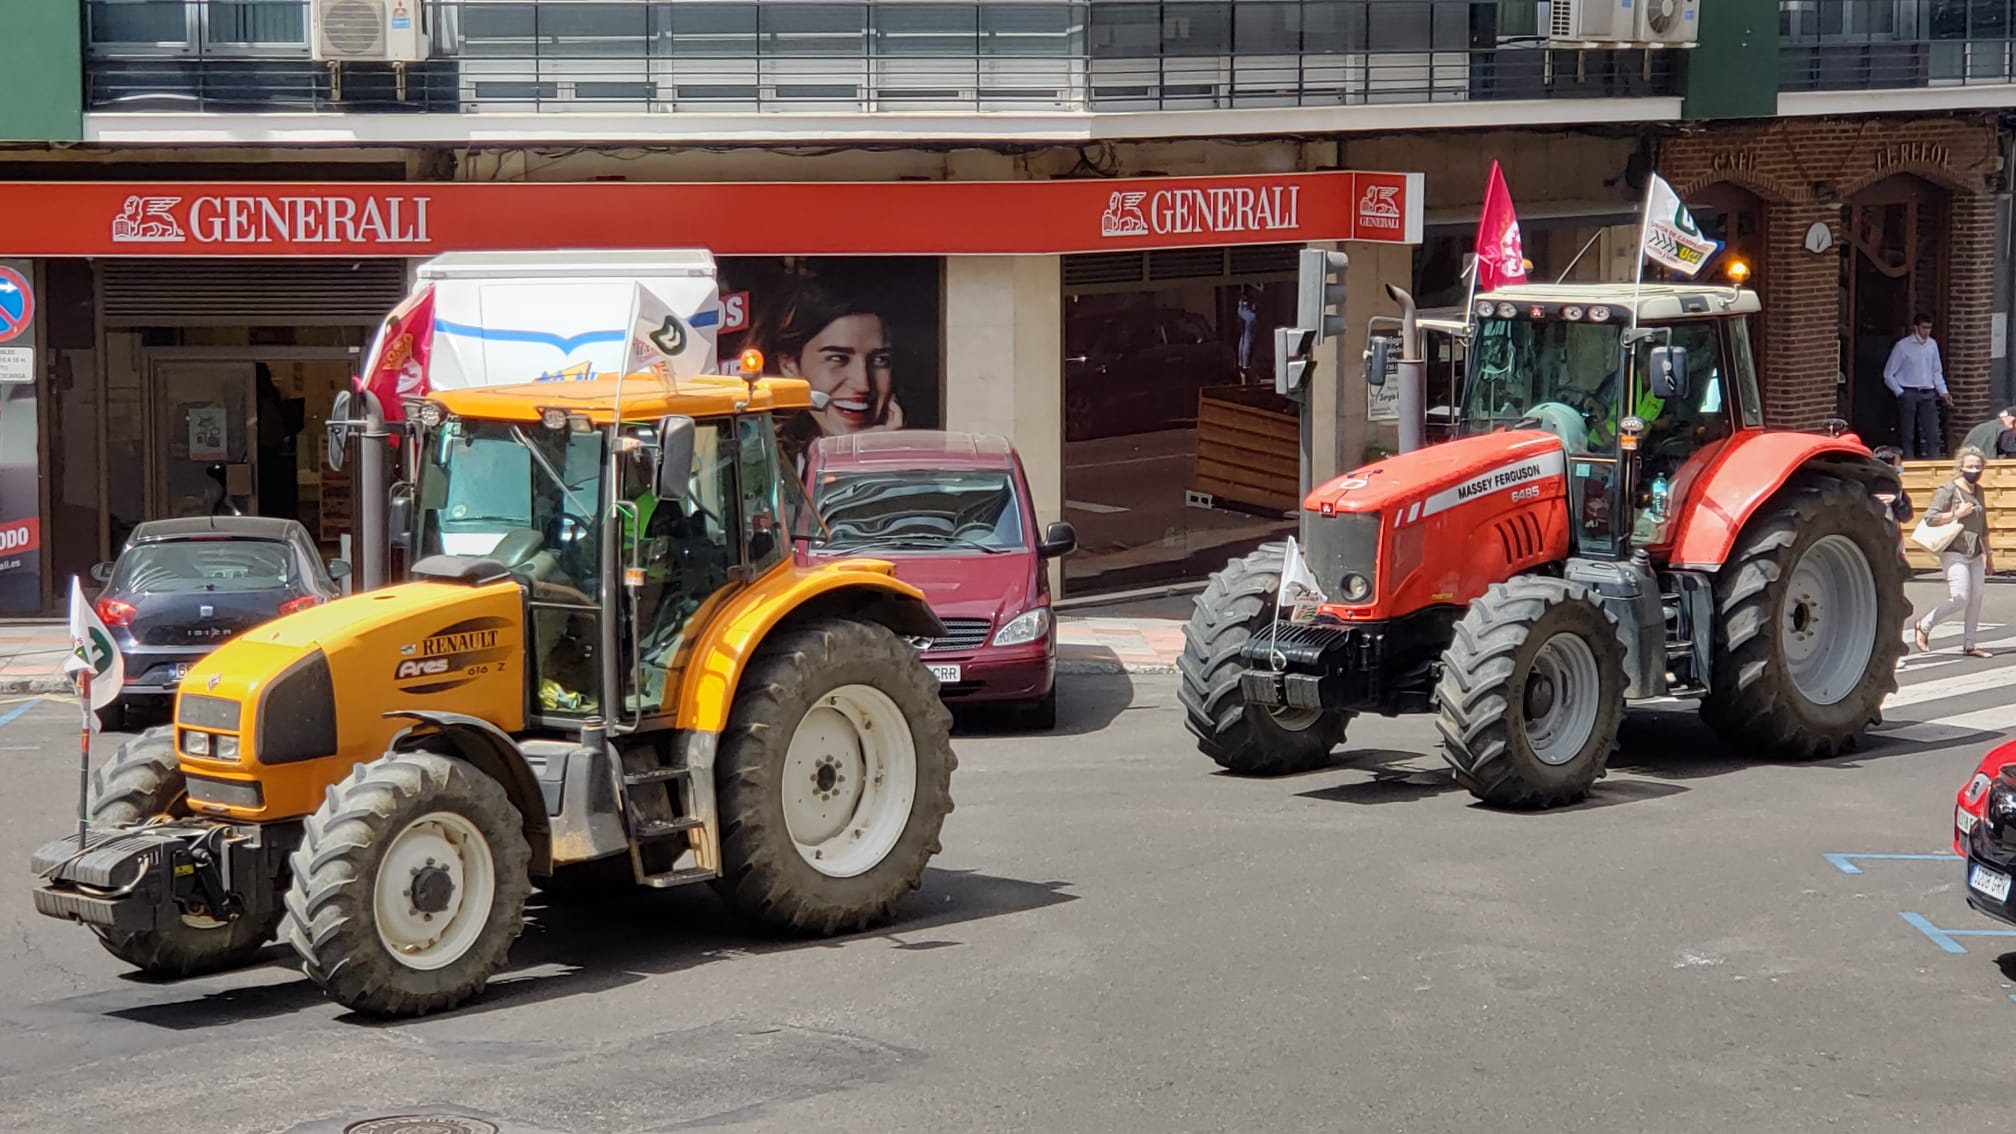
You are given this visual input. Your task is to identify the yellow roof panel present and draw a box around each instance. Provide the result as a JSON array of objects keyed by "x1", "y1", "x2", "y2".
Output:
[{"x1": 433, "y1": 374, "x2": 815, "y2": 423}]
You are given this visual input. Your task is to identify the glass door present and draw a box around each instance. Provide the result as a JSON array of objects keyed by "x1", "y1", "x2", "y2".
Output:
[{"x1": 149, "y1": 357, "x2": 258, "y2": 519}]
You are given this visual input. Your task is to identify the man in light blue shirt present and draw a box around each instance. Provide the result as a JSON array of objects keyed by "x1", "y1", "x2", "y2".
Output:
[{"x1": 1884, "y1": 312, "x2": 1950, "y2": 459}]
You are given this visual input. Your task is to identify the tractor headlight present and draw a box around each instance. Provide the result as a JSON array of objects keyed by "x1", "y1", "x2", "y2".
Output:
[
  {"x1": 214, "y1": 734, "x2": 240, "y2": 761},
  {"x1": 1342, "y1": 574, "x2": 1372, "y2": 602},
  {"x1": 179, "y1": 729, "x2": 212, "y2": 758},
  {"x1": 992, "y1": 608, "x2": 1052, "y2": 648}
]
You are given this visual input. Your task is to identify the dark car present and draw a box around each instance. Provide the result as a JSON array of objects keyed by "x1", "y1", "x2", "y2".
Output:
[
  {"x1": 801, "y1": 430, "x2": 1075, "y2": 728},
  {"x1": 90, "y1": 516, "x2": 348, "y2": 729},
  {"x1": 1065, "y1": 306, "x2": 1240, "y2": 442}
]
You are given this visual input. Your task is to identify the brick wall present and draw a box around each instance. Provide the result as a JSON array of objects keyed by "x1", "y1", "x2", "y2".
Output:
[{"x1": 1661, "y1": 115, "x2": 2001, "y2": 440}]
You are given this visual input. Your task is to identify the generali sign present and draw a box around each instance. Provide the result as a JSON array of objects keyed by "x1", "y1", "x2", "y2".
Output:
[{"x1": 0, "y1": 172, "x2": 1422, "y2": 258}]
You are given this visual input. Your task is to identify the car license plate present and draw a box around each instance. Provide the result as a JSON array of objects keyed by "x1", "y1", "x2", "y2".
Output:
[
  {"x1": 1970, "y1": 863, "x2": 2012, "y2": 903},
  {"x1": 169, "y1": 663, "x2": 190, "y2": 680},
  {"x1": 928, "y1": 664, "x2": 961, "y2": 684}
]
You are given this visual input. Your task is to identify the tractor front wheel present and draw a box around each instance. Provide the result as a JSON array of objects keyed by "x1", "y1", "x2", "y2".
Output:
[
  {"x1": 1700, "y1": 475, "x2": 1907, "y2": 760},
  {"x1": 1178, "y1": 543, "x2": 1351, "y2": 775},
  {"x1": 88, "y1": 727, "x2": 281, "y2": 977},
  {"x1": 1436, "y1": 577, "x2": 1627, "y2": 810},
  {"x1": 712, "y1": 618, "x2": 956, "y2": 936},
  {"x1": 282, "y1": 751, "x2": 532, "y2": 1017}
]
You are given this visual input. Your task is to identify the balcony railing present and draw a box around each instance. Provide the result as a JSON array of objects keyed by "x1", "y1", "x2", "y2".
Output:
[
  {"x1": 1781, "y1": 0, "x2": 2016, "y2": 91},
  {"x1": 82, "y1": 0, "x2": 1679, "y2": 117}
]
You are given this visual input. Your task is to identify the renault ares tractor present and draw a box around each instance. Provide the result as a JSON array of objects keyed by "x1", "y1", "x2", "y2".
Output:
[
  {"x1": 1181, "y1": 266, "x2": 1908, "y2": 809},
  {"x1": 31, "y1": 362, "x2": 957, "y2": 1016}
]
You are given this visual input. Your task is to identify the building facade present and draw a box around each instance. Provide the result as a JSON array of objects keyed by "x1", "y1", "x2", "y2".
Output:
[{"x1": 1, "y1": 0, "x2": 2013, "y2": 614}]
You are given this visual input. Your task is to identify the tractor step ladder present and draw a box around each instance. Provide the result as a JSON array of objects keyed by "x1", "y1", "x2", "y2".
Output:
[{"x1": 620, "y1": 754, "x2": 720, "y2": 888}]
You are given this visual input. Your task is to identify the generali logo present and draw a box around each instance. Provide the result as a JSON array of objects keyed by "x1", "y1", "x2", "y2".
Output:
[
  {"x1": 1358, "y1": 184, "x2": 1402, "y2": 232},
  {"x1": 1100, "y1": 185, "x2": 1300, "y2": 240},
  {"x1": 111, "y1": 192, "x2": 434, "y2": 246}
]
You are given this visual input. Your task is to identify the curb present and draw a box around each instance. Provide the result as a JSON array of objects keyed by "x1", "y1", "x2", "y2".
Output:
[
  {"x1": 1057, "y1": 659, "x2": 1178, "y2": 675},
  {"x1": 0, "y1": 676, "x2": 72, "y2": 696}
]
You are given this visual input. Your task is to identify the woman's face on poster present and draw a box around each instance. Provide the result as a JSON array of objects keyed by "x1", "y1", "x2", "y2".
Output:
[{"x1": 784, "y1": 312, "x2": 895, "y2": 435}]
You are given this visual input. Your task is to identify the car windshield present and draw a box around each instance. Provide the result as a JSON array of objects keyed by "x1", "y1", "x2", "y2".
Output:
[
  {"x1": 813, "y1": 470, "x2": 1024, "y2": 553},
  {"x1": 113, "y1": 540, "x2": 295, "y2": 594},
  {"x1": 1461, "y1": 317, "x2": 1625, "y2": 454},
  {"x1": 418, "y1": 419, "x2": 606, "y2": 598}
]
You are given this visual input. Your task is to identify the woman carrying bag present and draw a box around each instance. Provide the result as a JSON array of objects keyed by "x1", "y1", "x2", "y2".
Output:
[{"x1": 1914, "y1": 445, "x2": 1996, "y2": 657}]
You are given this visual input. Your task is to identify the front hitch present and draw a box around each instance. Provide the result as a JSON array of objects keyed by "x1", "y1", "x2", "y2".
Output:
[{"x1": 30, "y1": 822, "x2": 281, "y2": 932}]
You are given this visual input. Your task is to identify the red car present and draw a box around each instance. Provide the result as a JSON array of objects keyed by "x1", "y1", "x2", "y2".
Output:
[
  {"x1": 802, "y1": 430, "x2": 1076, "y2": 728},
  {"x1": 1955, "y1": 740, "x2": 2016, "y2": 922}
]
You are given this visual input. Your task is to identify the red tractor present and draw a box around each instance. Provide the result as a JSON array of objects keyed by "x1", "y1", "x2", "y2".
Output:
[{"x1": 1181, "y1": 282, "x2": 1908, "y2": 808}]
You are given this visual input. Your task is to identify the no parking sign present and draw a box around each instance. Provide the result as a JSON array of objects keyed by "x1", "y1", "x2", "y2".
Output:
[{"x1": 0, "y1": 266, "x2": 31, "y2": 344}]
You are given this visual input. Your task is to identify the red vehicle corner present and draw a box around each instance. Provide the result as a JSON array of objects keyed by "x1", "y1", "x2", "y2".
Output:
[{"x1": 1957, "y1": 740, "x2": 2016, "y2": 922}]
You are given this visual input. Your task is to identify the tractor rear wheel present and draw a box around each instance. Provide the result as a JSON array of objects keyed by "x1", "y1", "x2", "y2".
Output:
[
  {"x1": 1700, "y1": 474, "x2": 1907, "y2": 760},
  {"x1": 1436, "y1": 576, "x2": 1627, "y2": 810},
  {"x1": 712, "y1": 618, "x2": 956, "y2": 936},
  {"x1": 87, "y1": 727, "x2": 281, "y2": 977},
  {"x1": 1178, "y1": 543, "x2": 1350, "y2": 775},
  {"x1": 282, "y1": 751, "x2": 533, "y2": 1017}
]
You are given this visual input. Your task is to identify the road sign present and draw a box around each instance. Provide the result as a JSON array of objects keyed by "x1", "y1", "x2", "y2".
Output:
[{"x1": 0, "y1": 267, "x2": 32, "y2": 344}]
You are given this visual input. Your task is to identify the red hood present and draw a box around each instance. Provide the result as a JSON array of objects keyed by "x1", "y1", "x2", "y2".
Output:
[
  {"x1": 1308, "y1": 430, "x2": 1567, "y2": 515},
  {"x1": 1955, "y1": 740, "x2": 2016, "y2": 855},
  {"x1": 801, "y1": 544, "x2": 1039, "y2": 621}
]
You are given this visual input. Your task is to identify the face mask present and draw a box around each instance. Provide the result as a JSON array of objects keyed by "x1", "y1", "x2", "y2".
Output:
[{"x1": 1964, "y1": 469, "x2": 1984, "y2": 484}]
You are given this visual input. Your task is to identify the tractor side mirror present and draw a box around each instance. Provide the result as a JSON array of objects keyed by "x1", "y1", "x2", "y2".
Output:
[
  {"x1": 655, "y1": 415, "x2": 697, "y2": 504},
  {"x1": 327, "y1": 558, "x2": 352, "y2": 580},
  {"x1": 1038, "y1": 521, "x2": 1077, "y2": 560},
  {"x1": 90, "y1": 561, "x2": 114, "y2": 584},
  {"x1": 325, "y1": 389, "x2": 352, "y2": 471},
  {"x1": 1363, "y1": 336, "x2": 1395, "y2": 388},
  {"x1": 387, "y1": 483, "x2": 415, "y2": 553},
  {"x1": 1649, "y1": 345, "x2": 1690, "y2": 400}
]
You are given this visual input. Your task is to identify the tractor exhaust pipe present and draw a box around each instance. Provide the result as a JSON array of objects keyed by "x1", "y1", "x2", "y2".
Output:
[
  {"x1": 358, "y1": 390, "x2": 388, "y2": 592},
  {"x1": 1384, "y1": 284, "x2": 1426, "y2": 454}
]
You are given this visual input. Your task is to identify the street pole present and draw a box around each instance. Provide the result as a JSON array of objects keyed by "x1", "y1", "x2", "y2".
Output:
[
  {"x1": 75, "y1": 668, "x2": 91, "y2": 844},
  {"x1": 359, "y1": 390, "x2": 388, "y2": 591}
]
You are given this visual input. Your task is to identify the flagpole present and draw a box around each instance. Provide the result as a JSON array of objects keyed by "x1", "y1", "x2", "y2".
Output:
[
  {"x1": 75, "y1": 668, "x2": 91, "y2": 844},
  {"x1": 1630, "y1": 174, "x2": 1655, "y2": 337}
]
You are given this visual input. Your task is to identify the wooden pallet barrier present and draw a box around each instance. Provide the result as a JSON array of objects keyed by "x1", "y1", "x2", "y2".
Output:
[
  {"x1": 1190, "y1": 384, "x2": 1301, "y2": 514},
  {"x1": 1897, "y1": 459, "x2": 2016, "y2": 571}
]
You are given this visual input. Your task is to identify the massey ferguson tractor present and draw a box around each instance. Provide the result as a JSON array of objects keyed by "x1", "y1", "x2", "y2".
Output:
[{"x1": 1181, "y1": 257, "x2": 1908, "y2": 809}]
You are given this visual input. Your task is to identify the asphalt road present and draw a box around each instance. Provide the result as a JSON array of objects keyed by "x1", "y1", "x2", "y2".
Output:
[{"x1": 2, "y1": 589, "x2": 2015, "y2": 1133}]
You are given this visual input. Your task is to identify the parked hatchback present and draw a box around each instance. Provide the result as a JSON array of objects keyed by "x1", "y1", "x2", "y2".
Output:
[
  {"x1": 802, "y1": 431, "x2": 1075, "y2": 728},
  {"x1": 91, "y1": 516, "x2": 347, "y2": 729}
]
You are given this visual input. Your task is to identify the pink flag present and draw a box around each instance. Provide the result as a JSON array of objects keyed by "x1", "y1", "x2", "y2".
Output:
[
  {"x1": 1476, "y1": 161, "x2": 1528, "y2": 293},
  {"x1": 359, "y1": 285, "x2": 435, "y2": 424}
]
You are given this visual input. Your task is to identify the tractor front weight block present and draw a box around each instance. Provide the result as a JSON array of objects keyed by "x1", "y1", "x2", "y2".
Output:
[
  {"x1": 30, "y1": 822, "x2": 284, "y2": 933},
  {"x1": 1235, "y1": 608, "x2": 1457, "y2": 718}
]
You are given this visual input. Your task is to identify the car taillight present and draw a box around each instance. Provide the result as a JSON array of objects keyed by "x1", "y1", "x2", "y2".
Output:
[
  {"x1": 278, "y1": 595, "x2": 323, "y2": 616},
  {"x1": 95, "y1": 598, "x2": 135, "y2": 628}
]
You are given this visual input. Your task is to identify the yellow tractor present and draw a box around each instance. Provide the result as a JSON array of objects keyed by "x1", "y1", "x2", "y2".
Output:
[{"x1": 30, "y1": 363, "x2": 957, "y2": 1016}]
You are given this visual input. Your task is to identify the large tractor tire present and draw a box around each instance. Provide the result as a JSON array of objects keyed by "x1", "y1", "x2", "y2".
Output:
[
  {"x1": 713, "y1": 618, "x2": 956, "y2": 936},
  {"x1": 1700, "y1": 474, "x2": 1907, "y2": 760},
  {"x1": 1177, "y1": 543, "x2": 1351, "y2": 775},
  {"x1": 282, "y1": 751, "x2": 533, "y2": 1017},
  {"x1": 1436, "y1": 576, "x2": 1628, "y2": 810},
  {"x1": 86, "y1": 727, "x2": 281, "y2": 977}
]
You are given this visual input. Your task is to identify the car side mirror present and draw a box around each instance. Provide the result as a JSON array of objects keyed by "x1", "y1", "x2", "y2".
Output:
[
  {"x1": 90, "y1": 561, "x2": 114, "y2": 584},
  {"x1": 1649, "y1": 345, "x2": 1690, "y2": 400},
  {"x1": 1038, "y1": 521, "x2": 1077, "y2": 559},
  {"x1": 387, "y1": 483, "x2": 415, "y2": 553},
  {"x1": 655, "y1": 415, "x2": 697, "y2": 504},
  {"x1": 1363, "y1": 336, "x2": 1395, "y2": 388},
  {"x1": 327, "y1": 558, "x2": 352, "y2": 580}
]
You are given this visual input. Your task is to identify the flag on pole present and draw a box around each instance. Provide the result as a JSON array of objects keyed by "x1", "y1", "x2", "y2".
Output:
[
  {"x1": 1475, "y1": 160, "x2": 1529, "y2": 293},
  {"x1": 1640, "y1": 174, "x2": 1722, "y2": 278},
  {"x1": 63, "y1": 577, "x2": 122, "y2": 715},
  {"x1": 626, "y1": 282, "x2": 705, "y2": 386},
  {"x1": 1276, "y1": 536, "x2": 1330, "y2": 624},
  {"x1": 359, "y1": 284, "x2": 436, "y2": 425}
]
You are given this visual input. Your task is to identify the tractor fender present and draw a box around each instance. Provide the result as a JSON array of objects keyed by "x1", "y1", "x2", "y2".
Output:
[
  {"x1": 1665, "y1": 431, "x2": 1894, "y2": 570},
  {"x1": 670, "y1": 561, "x2": 943, "y2": 733},
  {"x1": 385, "y1": 709, "x2": 553, "y2": 873}
]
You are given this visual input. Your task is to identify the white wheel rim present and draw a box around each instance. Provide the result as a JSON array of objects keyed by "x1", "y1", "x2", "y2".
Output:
[
  {"x1": 373, "y1": 810, "x2": 496, "y2": 972},
  {"x1": 1783, "y1": 534, "x2": 1879, "y2": 707},
  {"x1": 782, "y1": 683, "x2": 918, "y2": 879},
  {"x1": 1522, "y1": 632, "x2": 1603, "y2": 767}
]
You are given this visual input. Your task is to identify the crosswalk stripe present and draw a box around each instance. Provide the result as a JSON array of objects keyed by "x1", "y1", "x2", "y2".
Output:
[
  {"x1": 1881, "y1": 661, "x2": 2016, "y2": 711},
  {"x1": 1872, "y1": 703, "x2": 2012, "y2": 744}
]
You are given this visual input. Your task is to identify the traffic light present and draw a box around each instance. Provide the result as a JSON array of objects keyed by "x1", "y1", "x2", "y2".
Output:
[
  {"x1": 1297, "y1": 248, "x2": 1349, "y2": 344},
  {"x1": 1275, "y1": 325, "x2": 1317, "y2": 397}
]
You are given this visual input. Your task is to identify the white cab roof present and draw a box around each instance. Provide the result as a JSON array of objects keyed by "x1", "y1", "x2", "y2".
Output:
[{"x1": 1479, "y1": 283, "x2": 1761, "y2": 320}]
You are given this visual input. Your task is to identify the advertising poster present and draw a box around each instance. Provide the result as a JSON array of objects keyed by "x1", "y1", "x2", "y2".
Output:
[
  {"x1": 0, "y1": 257, "x2": 38, "y2": 614},
  {"x1": 714, "y1": 257, "x2": 942, "y2": 471}
]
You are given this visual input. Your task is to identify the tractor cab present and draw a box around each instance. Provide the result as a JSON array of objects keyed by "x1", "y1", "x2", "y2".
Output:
[{"x1": 1456, "y1": 284, "x2": 1764, "y2": 558}]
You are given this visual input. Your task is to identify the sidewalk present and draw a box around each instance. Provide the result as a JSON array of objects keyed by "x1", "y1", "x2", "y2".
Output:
[{"x1": 0, "y1": 597, "x2": 1198, "y2": 694}]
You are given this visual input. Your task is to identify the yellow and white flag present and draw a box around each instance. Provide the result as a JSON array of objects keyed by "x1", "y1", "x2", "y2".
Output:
[{"x1": 63, "y1": 576, "x2": 122, "y2": 713}]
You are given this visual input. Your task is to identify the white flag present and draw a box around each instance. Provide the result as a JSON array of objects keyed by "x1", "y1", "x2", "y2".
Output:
[
  {"x1": 63, "y1": 576, "x2": 122, "y2": 712},
  {"x1": 1276, "y1": 536, "x2": 1330, "y2": 624},
  {"x1": 1641, "y1": 174, "x2": 1722, "y2": 278},
  {"x1": 625, "y1": 282, "x2": 706, "y2": 385}
]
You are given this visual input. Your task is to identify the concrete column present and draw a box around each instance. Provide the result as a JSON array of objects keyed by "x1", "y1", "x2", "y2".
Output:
[{"x1": 941, "y1": 254, "x2": 1063, "y2": 579}]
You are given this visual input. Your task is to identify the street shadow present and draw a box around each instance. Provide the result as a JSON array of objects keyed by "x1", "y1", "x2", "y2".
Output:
[
  {"x1": 1292, "y1": 749, "x2": 1457, "y2": 803},
  {"x1": 95, "y1": 868, "x2": 1075, "y2": 1030},
  {"x1": 952, "y1": 663, "x2": 1132, "y2": 739}
]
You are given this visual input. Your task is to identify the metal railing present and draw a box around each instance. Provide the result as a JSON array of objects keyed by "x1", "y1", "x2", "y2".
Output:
[
  {"x1": 82, "y1": 0, "x2": 1679, "y2": 116},
  {"x1": 1781, "y1": 0, "x2": 2016, "y2": 91}
]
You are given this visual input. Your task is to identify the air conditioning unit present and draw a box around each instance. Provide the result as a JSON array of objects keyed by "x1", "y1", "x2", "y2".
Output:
[
  {"x1": 312, "y1": 0, "x2": 429, "y2": 63},
  {"x1": 1549, "y1": 0, "x2": 1632, "y2": 43},
  {"x1": 1637, "y1": 0, "x2": 1702, "y2": 45}
]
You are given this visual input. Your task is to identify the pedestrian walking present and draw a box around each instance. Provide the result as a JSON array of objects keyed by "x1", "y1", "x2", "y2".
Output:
[
  {"x1": 1884, "y1": 313, "x2": 1951, "y2": 459},
  {"x1": 1914, "y1": 445, "x2": 1994, "y2": 657}
]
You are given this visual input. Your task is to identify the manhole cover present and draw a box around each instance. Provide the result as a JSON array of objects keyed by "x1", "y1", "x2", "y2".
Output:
[{"x1": 344, "y1": 1118, "x2": 501, "y2": 1134}]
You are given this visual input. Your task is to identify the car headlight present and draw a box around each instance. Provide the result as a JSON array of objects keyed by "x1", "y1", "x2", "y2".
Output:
[{"x1": 991, "y1": 608, "x2": 1052, "y2": 648}]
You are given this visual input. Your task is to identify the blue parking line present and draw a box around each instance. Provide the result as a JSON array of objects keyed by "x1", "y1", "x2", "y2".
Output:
[
  {"x1": 1825, "y1": 852, "x2": 1959, "y2": 875},
  {"x1": 1900, "y1": 911, "x2": 2016, "y2": 954},
  {"x1": 0, "y1": 699, "x2": 41, "y2": 730}
]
